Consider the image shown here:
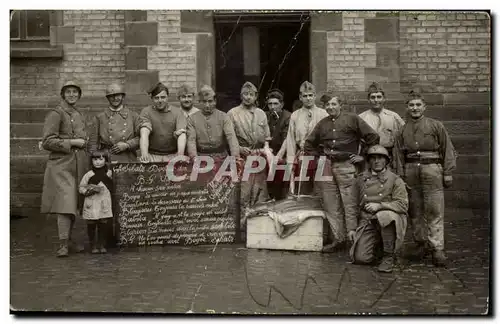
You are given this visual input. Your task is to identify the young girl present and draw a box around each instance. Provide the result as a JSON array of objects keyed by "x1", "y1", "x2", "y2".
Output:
[{"x1": 79, "y1": 150, "x2": 113, "y2": 254}]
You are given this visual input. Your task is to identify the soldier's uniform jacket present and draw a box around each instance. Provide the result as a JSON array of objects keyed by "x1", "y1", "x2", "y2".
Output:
[
  {"x1": 358, "y1": 169, "x2": 409, "y2": 223},
  {"x1": 358, "y1": 108, "x2": 405, "y2": 150},
  {"x1": 227, "y1": 105, "x2": 271, "y2": 150},
  {"x1": 285, "y1": 106, "x2": 328, "y2": 158},
  {"x1": 90, "y1": 106, "x2": 141, "y2": 162},
  {"x1": 40, "y1": 101, "x2": 89, "y2": 215},
  {"x1": 393, "y1": 116, "x2": 457, "y2": 177},
  {"x1": 186, "y1": 109, "x2": 240, "y2": 157},
  {"x1": 350, "y1": 168, "x2": 409, "y2": 260}
]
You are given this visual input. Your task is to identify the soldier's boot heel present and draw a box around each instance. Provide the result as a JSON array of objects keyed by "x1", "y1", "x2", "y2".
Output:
[
  {"x1": 432, "y1": 250, "x2": 447, "y2": 267},
  {"x1": 56, "y1": 239, "x2": 69, "y2": 257},
  {"x1": 377, "y1": 254, "x2": 394, "y2": 273}
]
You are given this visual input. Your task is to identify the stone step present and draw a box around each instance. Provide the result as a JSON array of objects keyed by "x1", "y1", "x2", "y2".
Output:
[
  {"x1": 11, "y1": 174, "x2": 44, "y2": 194},
  {"x1": 452, "y1": 135, "x2": 490, "y2": 156},
  {"x1": 454, "y1": 154, "x2": 489, "y2": 174},
  {"x1": 10, "y1": 123, "x2": 43, "y2": 139},
  {"x1": 442, "y1": 120, "x2": 489, "y2": 136},
  {"x1": 11, "y1": 193, "x2": 41, "y2": 214},
  {"x1": 452, "y1": 174, "x2": 490, "y2": 192},
  {"x1": 445, "y1": 190, "x2": 491, "y2": 210},
  {"x1": 10, "y1": 155, "x2": 48, "y2": 174},
  {"x1": 11, "y1": 139, "x2": 47, "y2": 156}
]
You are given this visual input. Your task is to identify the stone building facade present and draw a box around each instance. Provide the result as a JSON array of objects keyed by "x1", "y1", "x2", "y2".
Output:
[{"x1": 10, "y1": 10, "x2": 491, "y2": 217}]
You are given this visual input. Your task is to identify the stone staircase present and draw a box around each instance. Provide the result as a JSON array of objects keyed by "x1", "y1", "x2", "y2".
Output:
[{"x1": 10, "y1": 94, "x2": 491, "y2": 219}]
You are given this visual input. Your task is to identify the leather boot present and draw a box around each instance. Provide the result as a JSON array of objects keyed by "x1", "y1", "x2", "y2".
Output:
[
  {"x1": 56, "y1": 239, "x2": 69, "y2": 257},
  {"x1": 377, "y1": 254, "x2": 395, "y2": 273},
  {"x1": 432, "y1": 250, "x2": 447, "y2": 267}
]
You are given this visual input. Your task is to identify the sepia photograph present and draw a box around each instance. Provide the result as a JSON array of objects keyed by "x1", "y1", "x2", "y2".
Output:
[{"x1": 7, "y1": 5, "x2": 492, "y2": 316}]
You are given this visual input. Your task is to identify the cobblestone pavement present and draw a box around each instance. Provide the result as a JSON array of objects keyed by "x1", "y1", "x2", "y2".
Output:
[{"x1": 10, "y1": 210, "x2": 490, "y2": 315}]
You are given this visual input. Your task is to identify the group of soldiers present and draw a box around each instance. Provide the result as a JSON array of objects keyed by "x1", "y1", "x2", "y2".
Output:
[{"x1": 40, "y1": 79, "x2": 457, "y2": 273}]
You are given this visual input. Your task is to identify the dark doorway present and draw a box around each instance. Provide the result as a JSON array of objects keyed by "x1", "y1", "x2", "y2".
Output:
[{"x1": 214, "y1": 12, "x2": 310, "y2": 113}]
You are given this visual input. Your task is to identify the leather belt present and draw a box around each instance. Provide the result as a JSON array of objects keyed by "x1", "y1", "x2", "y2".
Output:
[{"x1": 405, "y1": 157, "x2": 441, "y2": 164}]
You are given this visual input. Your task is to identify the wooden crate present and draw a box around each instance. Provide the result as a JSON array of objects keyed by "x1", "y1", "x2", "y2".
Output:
[{"x1": 246, "y1": 216, "x2": 324, "y2": 252}]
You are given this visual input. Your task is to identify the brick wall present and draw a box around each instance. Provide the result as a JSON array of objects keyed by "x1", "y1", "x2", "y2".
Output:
[
  {"x1": 10, "y1": 10, "x2": 126, "y2": 99},
  {"x1": 10, "y1": 60, "x2": 62, "y2": 98},
  {"x1": 327, "y1": 12, "x2": 377, "y2": 92},
  {"x1": 147, "y1": 10, "x2": 197, "y2": 92},
  {"x1": 61, "y1": 10, "x2": 126, "y2": 97},
  {"x1": 400, "y1": 11, "x2": 490, "y2": 93}
]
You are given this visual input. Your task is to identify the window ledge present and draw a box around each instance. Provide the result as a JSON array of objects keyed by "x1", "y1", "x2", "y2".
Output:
[{"x1": 10, "y1": 45, "x2": 63, "y2": 59}]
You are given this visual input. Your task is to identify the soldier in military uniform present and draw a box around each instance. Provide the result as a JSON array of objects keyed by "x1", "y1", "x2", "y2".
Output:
[
  {"x1": 350, "y1": 145, "x2": 408, "y2": 273},
  {"x1": 186, "y1": 85, "x2": 240, "y2": 160},
  {"x1": 40, "y1": 81, "x2": 89, "y2": 257},
  {"x1": 139, "y1": 82, "x2": 188, "y2": 163},
  {"x1": 89, "y1": 83, "x2": 141, "y2": 162},
  {"x1": 227, "y1": 82, "x2": 271, "y2": 230},
  {"x1": 394, "y1": 91, "x2": 457, "y2": 267},
  {"x1": 265, "y1": 89, "x2": 291, "y2": 200},
  {"x1": 284, "y1": 81, "x2": 329, "y2": 196},
  {"x1": 359, "y1": 82, "x2": 405, "y2": 168},
  {"x1": 178, "y1": 84, "x2": 200, "y2": 118}
]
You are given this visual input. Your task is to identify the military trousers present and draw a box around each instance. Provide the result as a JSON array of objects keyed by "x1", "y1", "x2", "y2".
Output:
[
  {"x1": 315, "y1": 160, "x2": 359, "y2": 244},
  {"x1": 52, "y1": 213, "x2": 86, "y2": 244},
  {"x1": 350, "y1": 218, "x2": 397, "y2": 265},
  {"x1": 404, "y1": 162, "x2": 445, "y2": 251}
]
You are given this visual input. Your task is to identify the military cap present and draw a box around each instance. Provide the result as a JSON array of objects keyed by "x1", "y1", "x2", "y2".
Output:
[
  {"x1": 240, "y1": 81, "x2": 258, "y2": 94},
  {"x1": 299, "y1": 81, "x2": 315, "y2": 93},
  {"x1": 177, "y1": 84, "x2": 195, "y2": 97},
  {"x1": 367, "y1": 82, "x2": 385, "y2": 96},
  {"x1": 198, "y1": 85, "x2": 216, "y2": 99}
]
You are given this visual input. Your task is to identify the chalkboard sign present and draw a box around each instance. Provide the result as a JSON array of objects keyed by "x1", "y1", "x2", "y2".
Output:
[{"x1": 111, "y1": 162, "x2": 240, "y2": 247}]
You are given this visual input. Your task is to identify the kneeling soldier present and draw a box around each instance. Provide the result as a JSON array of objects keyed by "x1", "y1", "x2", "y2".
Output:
[{"x1": 349, "y1": 145, "x2": 408, "y2": 273}]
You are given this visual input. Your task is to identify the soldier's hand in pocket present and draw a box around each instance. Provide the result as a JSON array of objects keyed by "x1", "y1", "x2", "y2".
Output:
[
  {"x1": 348, "y1": 230, "x2": 356, "y2": 242},
  {"x1": 443, "y1": 175, "x2": 453, "y2": 188}
]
